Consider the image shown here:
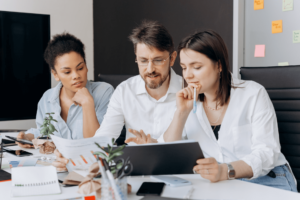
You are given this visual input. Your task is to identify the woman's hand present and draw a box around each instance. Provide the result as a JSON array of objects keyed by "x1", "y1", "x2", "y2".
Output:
[
  {"x1": 193, "y1": 157, "x2": 225, "y2": 183},
  {"x1": 125, "y1": 129, "x2": 158, "y2": 144},
  {"x1": 176, "y1": 83, "x2": 201, "y2": 112},
  {"x1": 72, "y1": 87, "x2": 94, "y2": 106},
  {"x1": 52, "y1": 149, "x2": 69, "y2": 172},
  {"x1": 16, "y1": 132, "x2": 34, "y2": 148}
]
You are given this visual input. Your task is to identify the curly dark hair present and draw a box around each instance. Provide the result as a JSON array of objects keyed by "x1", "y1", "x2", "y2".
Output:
[
  {"x1": 44, "y1": 32, "x2": 86, "y2": 71},
  {"x1": 128, "y1": 20, "x2": 174, "y2": 54}
]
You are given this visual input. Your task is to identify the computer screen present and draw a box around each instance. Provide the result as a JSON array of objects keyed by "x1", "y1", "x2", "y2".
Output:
[{"x1": 0, "y1": 11, "x2": 50, "y2": 121}]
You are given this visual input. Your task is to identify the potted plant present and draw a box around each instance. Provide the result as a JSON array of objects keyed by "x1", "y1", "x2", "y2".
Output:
[{"x1": 32, "y1": 112, "x2": 57, "y2": 154}]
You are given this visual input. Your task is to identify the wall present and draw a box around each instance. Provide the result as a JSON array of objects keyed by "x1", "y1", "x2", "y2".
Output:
[
  {"x1": 244, "y1": 0, "x2": 300, "y2": 67},
  {"x1": 0, "y1": 0, "x2": 93, "y2": 130},
  {"x1": 93, "y1": 0, "x2": 233, "y2": 78}
]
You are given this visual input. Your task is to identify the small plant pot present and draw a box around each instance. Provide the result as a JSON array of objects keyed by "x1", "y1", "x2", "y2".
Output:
[{"x1": 32, "y1": 138, "x2": 56, "y2": 154}]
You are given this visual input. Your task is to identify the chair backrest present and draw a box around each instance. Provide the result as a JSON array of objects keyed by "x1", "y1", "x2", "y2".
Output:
[
  {"x1": 96, "y1": 74, "x2": 135, "y2": 89},
  {"x1": 240, "y1": 65, "x2": 300, "y2": 191}
]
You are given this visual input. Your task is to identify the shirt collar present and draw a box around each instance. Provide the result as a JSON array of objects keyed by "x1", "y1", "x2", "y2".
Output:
[
  {"x1": 135, "y1": 68, "x2": 181, "y2": 95},
  {"x1": 48, "y1": 81, "x2": 92, "y2": 103}
]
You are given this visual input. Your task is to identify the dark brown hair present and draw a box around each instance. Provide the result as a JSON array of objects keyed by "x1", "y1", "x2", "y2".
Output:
[
  {"x1": 178, "y1": 30, "x2": 233, "y2": 106},
  {"x1": 44, "y1": 32, "x2": 86, "y2": 71},
  {"x1": 128, "y1": 20, "x2": 174, "y2": 54}
]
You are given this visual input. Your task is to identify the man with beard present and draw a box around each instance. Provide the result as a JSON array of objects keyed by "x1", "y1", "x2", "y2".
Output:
[
  {"x1": 93, "y1": 20, "x2": 182, "y2": 144},
  {"x1": 53, "y1": 20, "x2": 182, "y2": 172}
]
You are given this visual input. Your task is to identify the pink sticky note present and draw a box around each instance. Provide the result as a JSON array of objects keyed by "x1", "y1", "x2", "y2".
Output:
[{"x1": 254, "y1": 45, "x2": 265, "y2": 57}]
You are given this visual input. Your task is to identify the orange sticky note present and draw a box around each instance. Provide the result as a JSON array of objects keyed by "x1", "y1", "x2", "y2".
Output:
[
  {"x1": 254, "y1": 45, "x2": 265, "y2": 57},
  {"x1": 254, "y1": 0, "x2": 264, "y2": 10},
  {"x1": 84, "y1": 196, "x2": 96, "y2": 200},
  {"x1": 272, "y1": 20, "x2": 282, "y2": 34}
]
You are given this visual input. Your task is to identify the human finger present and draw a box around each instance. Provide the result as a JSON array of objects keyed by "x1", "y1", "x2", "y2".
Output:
[
  {"x1": 56, "y1": 156, "x2": 69, "y2": 164},
  {"x1": 182, "y1": 88, "x2": 189, "y2": 99},
  {"x1": 140, "y1": 130, "x2": 147, "y2": 142},
  {"x1": 186, "y1": 87, "x2": 193, "y2": 100},
  {"x1": 17, "y1": 132, "x2": 25, "y2": 139},
  {"x1": 124, "y1": 137, "x2": 136, "y2": 144},
  {"x1": 147, "y1": 134, "x2": 152, "y2": 143},
  {"x1": 196, "y1": 157, "x2": 216, "y2": 165},
  {"x1": 17, "y1": 142, "x2": 33, "y2": 148},
  {"x1": 52, "y1": 160, "x2": 67, "y2": 168},
  {"x1": 56, "y1": 167, "x2": 68, "y2": 172},
  {"x1": 193, "y1": 164, "x2": 215, "y2": 171},
  {"x1": 54, "y1": 149, "x2": 62, "y2": 157},
  {"x1": 128, "y1": 129, "x2": 142, "y2": 139}
]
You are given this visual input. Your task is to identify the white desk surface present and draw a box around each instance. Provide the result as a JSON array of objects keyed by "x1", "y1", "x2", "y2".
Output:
[{"x1": 1, "y1": 132, "x2": 300, "y2": 200}]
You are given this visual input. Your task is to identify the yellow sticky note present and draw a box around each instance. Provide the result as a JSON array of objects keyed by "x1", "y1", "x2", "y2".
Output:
[
  {"x1": 293, "y1": 30, "x2": 300, "y2": 43},
  {"x1": 283, "y1": 0, "x2": 293, "y2": 11},
  {"x1": 254, "y1": 0, "x2": 264, "y2": 10},
  {"x1": 278, "y1": 62, "x2": 289, "y2": 66},
  {"x1": 272, "y1": 20, "x2": 283, "y2": 34},
  {"x1": 254, "y1": 45, "x2": 265, "y2": 57}
]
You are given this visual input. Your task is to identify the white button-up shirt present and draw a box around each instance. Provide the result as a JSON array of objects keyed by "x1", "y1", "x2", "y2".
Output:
[
  {"x1": 163, "y1": 77, "x2": 288, "y2": 179},
  {"x1": 94, "y1": 69, "x2": 182, "y2": 141}
]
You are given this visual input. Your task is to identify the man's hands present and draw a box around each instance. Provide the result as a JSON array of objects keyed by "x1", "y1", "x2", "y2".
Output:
[
  {"x1": 193, "y1": 157, "x2": 227, "y2": 183},
  {"x1": 72, "y1": 87, "x2": 94, "y2": 106},
  {"x1": 52, "y1": 149, "x2": 69, "y2": 172},
  {"x1": 176, "y1": 83, "x2": 201, "y2": 113},
  {"x1": 16, "y1": 132, "x2": 34, "y2": 148},
  {"x1": 125, "y1": 129, "x2": 158, "y2": 144}
]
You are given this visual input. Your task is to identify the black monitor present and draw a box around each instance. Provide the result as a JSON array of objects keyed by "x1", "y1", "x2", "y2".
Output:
[{"x1": 0, "y1": 11, "x2": 50, "y2": 121}]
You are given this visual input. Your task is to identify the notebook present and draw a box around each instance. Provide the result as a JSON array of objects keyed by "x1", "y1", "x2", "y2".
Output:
[{"x1": 11, "y1": 166, "x2": 61, "y2": 197}]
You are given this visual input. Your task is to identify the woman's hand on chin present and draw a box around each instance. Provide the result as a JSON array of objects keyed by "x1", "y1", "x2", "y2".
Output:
[
  {"x1": 176, "y1": 83, "x2": 201, "y2": 112},
  {"x1": 125, "y1": 129, "x2": 158, "y2": 144}
]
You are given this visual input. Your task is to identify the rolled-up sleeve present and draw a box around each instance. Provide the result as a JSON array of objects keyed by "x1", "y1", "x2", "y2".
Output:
[
  {"x1": 94, "y1": 85, "x2": 125, "y2": 140},
  {"x1": 241, "y1": 88, "x2": 281, "y2": 179}
]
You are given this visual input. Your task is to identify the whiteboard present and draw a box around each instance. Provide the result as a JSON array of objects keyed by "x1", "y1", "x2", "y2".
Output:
[{"x1": 244, "y1": 0, "x2": 300, "y2": 67}]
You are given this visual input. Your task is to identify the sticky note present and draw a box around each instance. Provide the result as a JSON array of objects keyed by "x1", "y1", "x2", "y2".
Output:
[
  {"x1": 254, "y1": 0, "x2": 264, "y2": 10},
  {"x1": 283, "y1": 0, "x2": 293, "y2": 11},
  {"x1": 293, "y1": 30, "x2": 300, "y2": 43},
  {"x1": 272, "y1": 20, "x2": 283, "y2": 34},
  {"x1": 278, "y1": 62, "x2": 289, "y2": 66},
  {"x1": 254, "y1": 45, "x2": 265, "y2": 57}
]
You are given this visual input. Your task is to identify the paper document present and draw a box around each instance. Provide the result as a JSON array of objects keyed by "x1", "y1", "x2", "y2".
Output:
[{"x1": 51, "y1": 135, "x2": 112, "y2": 172}]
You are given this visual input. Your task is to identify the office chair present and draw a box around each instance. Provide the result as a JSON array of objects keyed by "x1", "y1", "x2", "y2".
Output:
[
  {"x1": 96, "y1": 74, "x2": 136, "y2": 146},
  {"x1": 240, "y1": 65, "x2": 300, "y2": 192}
]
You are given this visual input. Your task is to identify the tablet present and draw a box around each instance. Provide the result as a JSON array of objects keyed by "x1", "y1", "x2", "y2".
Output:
[
  {"x1": 114, "y1": 140, "x2": 204, "y2": 176},
  {"x1": 5, "y1": 136, "x2": 33, "y2": 145}
]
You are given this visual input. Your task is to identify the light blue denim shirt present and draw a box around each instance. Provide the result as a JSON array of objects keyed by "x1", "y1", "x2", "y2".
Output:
[{"x1": 25, "y1": 81, "x2": 114, "y2": 139}]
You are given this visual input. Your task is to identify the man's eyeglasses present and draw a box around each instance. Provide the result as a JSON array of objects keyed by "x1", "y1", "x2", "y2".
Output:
[{"x1": 135, "y1": 55, "x2": 171, "y2": 66}]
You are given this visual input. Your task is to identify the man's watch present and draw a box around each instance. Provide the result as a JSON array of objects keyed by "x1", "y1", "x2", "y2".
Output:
[{"x1": 226, "y1": 163, "x2": 235, "y2": 180}]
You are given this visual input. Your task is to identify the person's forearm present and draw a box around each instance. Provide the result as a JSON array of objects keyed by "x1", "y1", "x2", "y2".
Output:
[
  {"x1": 163, "y1": 109, "x2": 190, "y2": 142},
  {"x1": 82, "y1": 100, "x2": 100, "y2": 138},
  {"x1": 219, "y1": 160, "x2": 253, "y2": 181}
]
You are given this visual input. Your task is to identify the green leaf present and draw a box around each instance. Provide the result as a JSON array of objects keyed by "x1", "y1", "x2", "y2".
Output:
[
  {"x1": 111, "y1": 144, "x2": 126, "y2": 154},
  {"x1": 111, "y1": 169, "x2": 116, "y2": 174},
  {"x1": 112, "y1": 138, "x2": 115, "y2": 144},
  {"x1": 111, "y1": 151, "x2": 124, "y2": 157},
  {"x1": 107, "y1": 144, "x2": 112, "y2": 152},
  {"x1": 93, "y1": 152, "x2": 108, "y2": 159},
  {"x1": 49, "y1": 116, "x2": 53, "y2": 120},
  {"x1": 49, "y1": 124, "x2": 55, "y2": 133},
  {"x1": 116, "y1": 162, "x2": 123, "y2": 170},
  {"x1": 52, "y1": 119, "x2": 58, "y2": 122},
  {"x1": 51, "y1": 112, "x2": 55, "y2": 114},
  {"x1": 46, "y1": 113, "x2": 50, "y2": 115}
]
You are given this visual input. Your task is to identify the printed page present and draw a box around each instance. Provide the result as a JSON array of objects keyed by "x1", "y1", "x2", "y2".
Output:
[{"x1": 51, "y1": 135, "x2": 112, "y2": 172}]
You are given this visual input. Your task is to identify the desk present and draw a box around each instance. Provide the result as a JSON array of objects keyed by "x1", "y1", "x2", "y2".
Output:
[{"x1": 1, "y1": 133, "x2": 300, "y2": 200}]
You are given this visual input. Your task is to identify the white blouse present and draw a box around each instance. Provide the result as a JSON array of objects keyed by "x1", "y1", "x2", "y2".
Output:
[{"x1": 165, "y1": 77, "x2": 288, "y2": 179}]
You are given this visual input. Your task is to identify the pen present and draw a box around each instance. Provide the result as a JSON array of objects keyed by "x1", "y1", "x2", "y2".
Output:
[
  {"x1": 184, "y1": 187, "x2": 194, "y2": 199},
  {"x1": 193, "y1": 87, "x2": 197, "y2": 113}
]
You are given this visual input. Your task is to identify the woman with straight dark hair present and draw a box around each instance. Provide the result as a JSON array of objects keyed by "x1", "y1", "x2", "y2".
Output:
[{"x1": 127, "y1": 30, "x2": 297, "y2": 192}]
